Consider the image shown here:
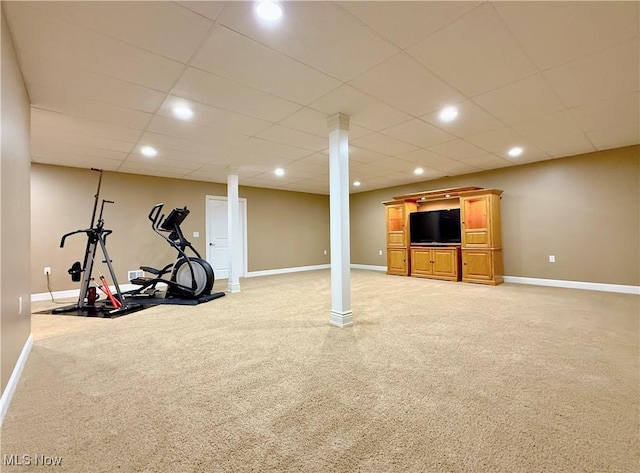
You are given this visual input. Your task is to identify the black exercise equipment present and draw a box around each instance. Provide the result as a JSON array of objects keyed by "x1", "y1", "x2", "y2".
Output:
[
  {"x1": 128, "y1": 203, "x2": 218, "y2": 300},
  {"x1": 52, "y1": 169, "x2": 143, "y2": 318}
]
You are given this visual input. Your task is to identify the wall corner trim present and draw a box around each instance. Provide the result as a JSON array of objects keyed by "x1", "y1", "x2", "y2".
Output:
[
  {"x1": 0, "y1": 333, "x2": 33, "y2": 426},
  {"x1": 503, "y1": 276, "x2": 640, "y2": 295}
]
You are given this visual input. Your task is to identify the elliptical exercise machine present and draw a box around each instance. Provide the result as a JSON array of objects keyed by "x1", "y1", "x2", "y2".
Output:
[
  {"x1": 53, "y1": 169, "x2": 142, "y2": 317},
  {"x1": 128, "y1": 203, "x2": 218, "y2": 301}
]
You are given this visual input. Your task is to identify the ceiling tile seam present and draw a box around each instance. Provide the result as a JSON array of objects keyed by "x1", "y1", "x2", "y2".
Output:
[
  {"x1": 491, "y1": 1, "x2": 592, "y2": 155},
  {"x1": 139, "y1": 129, "x2": 254, "y2": 153},
  {"x1": 173, "y1": 1, "x2": 224, "y2": 23},
  {"x1": 30, "y1": 94, "x2": 155, "y2": 121},
  {"x1": 23, "y1": 1, "x2": 215, "y2": 65},
  {"x1": 335, "y1": 0, "x2": 486, "y2": 53},
  {"x1": 30, "y1": 107, "x2": 143, "y2": 147},
  {"x1": 117, "y1": 2, "x2": 238, "y2": 173},
  {"x1": 540, "y1": 38, "x2": 640, "y2": 142},
  {"x1": 208, "y1": 23, "x2": 349, "y2": 89}
]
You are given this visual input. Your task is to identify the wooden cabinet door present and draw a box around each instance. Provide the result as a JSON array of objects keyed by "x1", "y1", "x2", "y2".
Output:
[
  {"x1": 462, "y1": 249, "x2": 493, "y2": 281},
  {"x1": 432, "y1": 248, "x2": 457, "y2": 279},
  {"x1": 386, "y1": 204, "x2": 405, "y2": 247},
  {"x1": 461, "y1": 195, "x2": 489, "y2": 247},
  {"x1": 387, "y1": 248, "x2": 409, "y2": 275},
  {"x1": 410, "y1": 248, "x2": 433, "y2": 276}
]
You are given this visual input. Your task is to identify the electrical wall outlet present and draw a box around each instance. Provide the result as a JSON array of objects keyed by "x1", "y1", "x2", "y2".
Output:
[
  {"x1": 44, "y1": 267, "x2": 51, "y2": 275},
  {"x1": 193, "y1": 231, "x2": 199, "y2": 238},
  {"x1": 323, "y1": 250, "x2": 327, "y2": 255},
  {"x1": 379, "y1": 250, "x2": 383, "y2": 256},
  {"x1": 549, "y1": 255, "x2": 556, "y2": 263}
]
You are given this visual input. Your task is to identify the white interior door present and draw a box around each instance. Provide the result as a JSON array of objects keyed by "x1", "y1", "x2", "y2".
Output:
[{"x1": 206, "y1": 196, "x2": 246, "y2": 280}]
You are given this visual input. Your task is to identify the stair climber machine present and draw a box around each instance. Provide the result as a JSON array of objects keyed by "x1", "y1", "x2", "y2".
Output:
[
  {"x1": 52, "y1": 169, "x2": 144, "y2": 318},
  {"x1": 127, "y1": 203, "x2": 225, "y2": 304}
]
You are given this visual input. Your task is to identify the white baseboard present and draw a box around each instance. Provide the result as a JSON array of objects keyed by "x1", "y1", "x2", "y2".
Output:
[
  {"x1": 351, "y1": 264, "x2": 387, "y2": 272},
  {"x1": 0, "y1": 334, "x2": 33, "y2": 426},
  {"x1": 245, "y1": 264, "x2": 330, "y2": 278},
  {"x1": 31, "y1": 284, "x2": 139, "y2": 302},
  {"x1": 503, "y1": 276, "x2": 640, "y2": 295}
]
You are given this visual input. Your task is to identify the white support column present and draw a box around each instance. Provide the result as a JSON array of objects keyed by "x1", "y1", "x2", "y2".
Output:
[
  {"x1": 328, "y1": 113, "x2": 353, "y2": 328},
  {"x1": 227, "y1": 172, "x2": 241, "y2": 293}
]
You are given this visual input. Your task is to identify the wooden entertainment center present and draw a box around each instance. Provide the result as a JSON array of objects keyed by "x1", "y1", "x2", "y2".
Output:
[{"x1": 383, "y1": 186, "x2": 504, "y2": 285}]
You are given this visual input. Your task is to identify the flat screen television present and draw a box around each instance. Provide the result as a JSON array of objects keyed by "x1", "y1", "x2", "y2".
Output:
[{"x1": 409, "y1": 209, "x2": 461, "y2": 244}]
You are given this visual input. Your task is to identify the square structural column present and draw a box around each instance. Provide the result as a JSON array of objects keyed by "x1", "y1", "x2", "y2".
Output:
[
  {"x1": 227, "y1": 172, "x2": 241, "y2": 293},
  {"x1": 328, "y1": 113, "x2": 353, "y2": 328}
]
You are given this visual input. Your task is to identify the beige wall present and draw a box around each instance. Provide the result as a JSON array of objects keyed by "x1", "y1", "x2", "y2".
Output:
[
  {"x1": 1, "y1": 7, "x2": 31, "y2": 394},
  {"x1": 351, "y1": 146, "x2": 640, "y2": 287},
  {"x1": 31, "y1": 164, "x2": 330, "y2": 294}
]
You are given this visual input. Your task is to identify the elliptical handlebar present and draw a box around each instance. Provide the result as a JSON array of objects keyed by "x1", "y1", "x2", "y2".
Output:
[{"x1": 148, "y1": 203, "x2": 165, "y2": 231}]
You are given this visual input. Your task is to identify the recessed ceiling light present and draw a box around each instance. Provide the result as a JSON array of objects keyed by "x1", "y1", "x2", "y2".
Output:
[
  {"x1": 508, "y1": 146, "x2": 524, "y2": 157},
  {"x1": 438, "y1": 106, "x2": 458, "y2": 123},
  {"x1": 414, "y1": 167, "x2": 424, "y2": 175},
  {"x1": 172, "y1": 104, "x2": 193, "y2": 121},
  {"x1": 140, "y1": 146, "x2": 157, "y2": 157},
  {"x1": 274, "y1": 168, "x2": 285, "y2": 177},
  {"x1": 256, "y1": 1, "x2": 283, "y2": 21},
  {"x1": 353, "y1": 181, "x2": 361, "y2": 187}
]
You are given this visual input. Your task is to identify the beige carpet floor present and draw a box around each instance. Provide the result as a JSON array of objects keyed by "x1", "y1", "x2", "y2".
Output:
[{"x1": 1, "y1": 269, "x2": 638, "y2": 472}]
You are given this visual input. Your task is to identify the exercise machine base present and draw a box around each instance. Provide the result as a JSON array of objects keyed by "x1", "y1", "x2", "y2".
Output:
[
  {"x1": 49, "y1": 301, "x2": 146, "y2": 318},
  {"x1": 41, "y1": 291, "x2": 226, "y2": 318}
]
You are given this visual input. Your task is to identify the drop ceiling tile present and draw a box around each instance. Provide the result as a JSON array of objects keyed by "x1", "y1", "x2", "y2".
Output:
[
  {"x1": 138, "y1": 131, "x2": 247, "y2": 157},
  {"x1": 257, "y1": 126, "x2": 328, "y2": 152},
  {"x1": 338, "y1": 1, "x2": 480, "y2": 49},
  {"x1": 186, "y1": 164, "x2": 261, "y2": 182},
  {"x1": 32, "y1": 109, "x2": 142, "y2": 143},
  {"x1": 26, "y1": 1, "x2": 214, "y2": 63},
  {"x1": 428, "y1": 139, "x2": 487, "y2": 160},
  {"x1": 349, "y1": 163, "x2": 390, "y2": 178},
  {"x1": 381, "y1": 119, "x2": 456, "y2": 148},
  {"x1": 465, "y1": 125, "x2": 524, "y2": 154},
  {"x1": 394, "y1": 149, "x2": 451, "y2": 166},
  {"x1": 494, "y1": 142, "x2": 549, "y2": 163},
  {"x1": 495, "y1": 1, "x2": 639, "y2": 70},
  {"x1": 31, "y1": 154, "x2": 122, "y2": 172},
  {"x1": 173, "y1": 67, "x2": 301, "y2": 122},
  {"x1": 192, "y1": 26, "x2": 341, "y2": 105},
  {"x1": 394, "y1": 149, "x2": 482, "y2": 175},
  {"x1": 532, "y1": 134, "x2": 596, "y2": 158},
  {"x1": 544, "y1": 39, "x2": 640, "y2": 109},
  {"x1": 24, "y1": 57, "x2": 166, "y2": 113},
  {"x1": 428, "y1": 160, "x2": 482, "y2": 175},
  {"x1": 155, "y1": 99, "x2": 271, "y2": 137},
  {"x1": 6, "y1": 3, "x2": 184, "y2": 91},
  {"x1": 310, "y1": 85, "x2": 411, "y2": 130},
  {"x1": 457, "y1": 154, "x2": 514, "y2": 171},
  {"x1": 348, "y1": 146, "x2": 390, "y2": 164},
  {"x1": 473, "y1": 74, "x2": 566, "y2": 123},
  {"x1": 127, "y1": 152, "x2": 205, "y2": 170},
  {"x1": 217, "y1": 1, "x2": 398, "y2": 81},
  {"x1": 407, "y1": 3, "x2": 537, "y2": 96},
  {"x1": 278, "y1": 108, "x2": 331, "y2": 137},
  {"x1": 421, "y1": 100, "x2": 504, "y2": 138},
  {"x1": 571, "y1": 92, "x2": 639, "y2": 133},
  {"x1": 350, "y1": 132, "x2": 418, "y2": 157},
  {"x1": 235, "y1": 138, "x2": 312, "y2": 160},
  {"x1": 587, "y1": 122, "x2": 640, "y2": 151},
  {"x1": 286, "y1": 158, "x2": 329, "y2": 175},
  {"x1": 177, "y1": 1, "x2": 226, "y2": 21},
  {"x1": 30, "y1": 93, "x2": 152, "y2": 130},
  {"x1": 512, "y1": 110, "x2": 584, "y2": 145},
  {"x1": 31, "y1": 138, "x2": 129, "y2": 162},
  {"x1": 350, "y1": 53, "x2": 464, "y2": 116}
]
